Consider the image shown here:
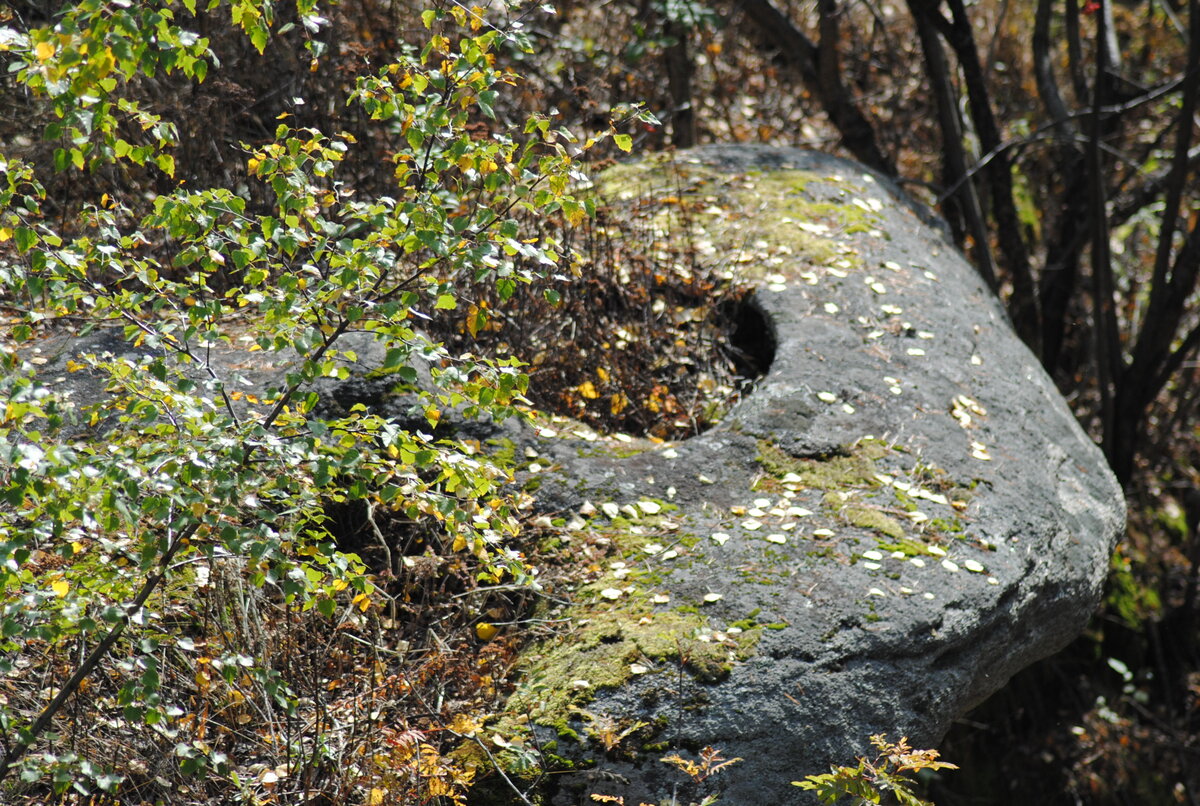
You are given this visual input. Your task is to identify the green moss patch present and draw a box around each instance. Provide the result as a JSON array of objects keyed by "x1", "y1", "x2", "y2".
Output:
[
  {"x1": 841, "y1": 505, "x2": 906, "y2": 539},
  {"x1": 755, "y1": 438, "x2": 887, "y2": 490},
  {"x1": 508, "y1": 594, "x2": 760, "y2": 742}
]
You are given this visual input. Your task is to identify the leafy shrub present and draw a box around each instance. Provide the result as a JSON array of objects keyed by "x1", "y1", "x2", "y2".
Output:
[{"x1": 0, "y1": 1, "x2": 645, "y2": 800}]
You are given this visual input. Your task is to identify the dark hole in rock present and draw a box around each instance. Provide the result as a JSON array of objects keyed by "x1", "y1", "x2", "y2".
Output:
[{"x1": 720, "y1": 295, "x2": 776, "y2": 383}]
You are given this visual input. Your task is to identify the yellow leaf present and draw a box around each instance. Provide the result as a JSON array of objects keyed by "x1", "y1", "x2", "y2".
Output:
[
  {"x1": 0, "y1": 228, "x2": 11, "y2": 242},
  {"x1": 426, "y1": 779, "x2": 454, "y2": 797},
  {"x1": 34, "y1": 41, "x2": 54, "y2": 62},
  {"x1": 51, "y1": 580, "x2": 69, "y2": 597},
  {"x1": 475, "y1": 622, "x2": 499, "y2": 641},
  {"x1": 452, "y1": 534, "x2": 467, "y2": 552},
  {"x1": 451, "y1": 712, "x2": 485, "y2": 734},
  {"x1": 596, "y1": 367, "x2": 610, "y2": 383},
  {"x1": 369, "y1": 789, "x2": 386, "y2": 806},
  {"x1": 610, "y1": 393, "x2": 628, "y2": 415},
  {"x1": 578, "y1": 381, "x2": 599, "y2": 400},
  {"x1": 466, "y1": 303, "x2": 488, "y2": 338}
]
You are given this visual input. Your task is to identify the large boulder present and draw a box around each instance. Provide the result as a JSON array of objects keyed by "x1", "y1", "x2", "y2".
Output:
[{"x1": 475, "y1": 147, "x2": 1124, "y2": 804}]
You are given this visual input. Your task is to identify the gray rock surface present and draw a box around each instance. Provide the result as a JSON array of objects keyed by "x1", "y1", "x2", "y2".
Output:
[
  {"x1": 19, "y1": 145, "x2": 1124, "y2": 805},
  {"x1": 482, "y1": 147, "x2": 1125, "y2": 805}
]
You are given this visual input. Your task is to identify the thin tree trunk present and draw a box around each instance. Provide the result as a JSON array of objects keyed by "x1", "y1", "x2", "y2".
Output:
[
  {"x1": 1034, "y1": 0, "x2": 1086, "y2": 372},
  {"x1": 1128, "y1": 0, "x2": 1200, "y2": 392},
  {"x1": 736, "y1": 0, "x2": 896, "y2": 177},
  {"x1": 1106, "y1": 0, "x2": 1200, "y2": 482},
  {"x1": 907, "y1": 0, "x2": 999, "y2": 291},
  {"x1": 664, "y1": 18, "x2": 698, "y2": 148},
  {"x1": 937, "y1": 0, "x2": 1040, "y2": 349},
  {"x1": 1086, "y1": 0, "x2": 1126, "y2": 481}
]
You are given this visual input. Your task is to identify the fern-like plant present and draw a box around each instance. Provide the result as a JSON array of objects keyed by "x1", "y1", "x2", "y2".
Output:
[{"x1": 793, "y1": 734, "x2": 957, "y2": 805}]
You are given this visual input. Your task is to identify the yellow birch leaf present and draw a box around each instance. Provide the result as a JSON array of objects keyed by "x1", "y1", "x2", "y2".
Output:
[
  {"x1": 578, "y1": 381, "x2": 599, "y2": 399},
  {"x1": 451, "y1": 712, "x2": 485, "y2": 734},
  {"x1": 34, "y1": 41, "x2": 54, "y2": 62},
  {"x1": 51, "y1": 580, "x2": 69, "y2": 597}
]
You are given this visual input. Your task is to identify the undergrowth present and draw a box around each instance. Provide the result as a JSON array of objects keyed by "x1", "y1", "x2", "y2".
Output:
[{"x1": 430, "y1": 168, "x2": 766, "y2": 441}]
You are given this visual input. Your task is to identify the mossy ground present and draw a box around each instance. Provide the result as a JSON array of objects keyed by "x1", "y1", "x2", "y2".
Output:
[{"x1": 595, "y1": 156, "x2": 879, "y2": 284}]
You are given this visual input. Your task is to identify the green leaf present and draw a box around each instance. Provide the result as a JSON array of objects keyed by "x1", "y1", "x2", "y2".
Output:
[
  {"x1": 249, "y1": 25, "x2": 268, "y2": 54},
  {"x1": 13, "y1": 227, "x2": 38, "y2": 254},
  {"x1": 613, "y1": 133, "x2": 633, "y2": 153},
  {"x1": 435, "y1": 293, "x2": 457, "y2": 310}
]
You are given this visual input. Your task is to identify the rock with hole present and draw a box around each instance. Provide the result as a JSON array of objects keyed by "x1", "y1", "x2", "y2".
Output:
[{"x1": 473, "y1": 146, "x2": 1124, "y2": 806}]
